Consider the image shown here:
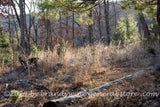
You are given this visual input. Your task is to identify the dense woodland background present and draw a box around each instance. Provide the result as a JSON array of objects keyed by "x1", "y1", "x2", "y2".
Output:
[
  {"x1": 1, "y1": 0, "x2": 160, "y2": 107},
  {"x1": 0, "y1": 0, "x2": 159, "y2": 57}
]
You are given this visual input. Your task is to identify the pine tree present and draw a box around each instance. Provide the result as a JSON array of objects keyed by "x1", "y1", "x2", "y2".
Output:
[
  {"x1": 121, "y1": 0, "x2": 160, "y2": 38},
  {"x1": 37, "y1": 0, "x2": 95, "y2": 24},
  {"x1": 0, "y1": 32, "x2": 10, "y2": 48},
  {"x1": 113, "y1": 15, "x2": 140, "y2": 45}
]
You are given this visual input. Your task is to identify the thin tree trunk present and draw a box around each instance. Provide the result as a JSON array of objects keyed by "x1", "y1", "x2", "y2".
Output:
[
  {"x1": 45, "y1": 19, "x2": 51, "y2": 50},
  {"x1": 34, "y1": 26, "x2": 38, "y2": 46},
  {"x1": 138, "y1": 12, "x2": 151, "y2": 40},
  {"x1": 19, "y1": 0, "x2": 26, "y2": 53},
  {"x1": 104, "y1": 0, "x2": 110, "y2": 45},
  {"x1": 8, "y1": 7, "x2": 12, "y2": 44},
  {"x1": 59, "y1": 12, "x2": 62, "y2": 37},
  {"x1": 23, "y1": 0, "x2": 29, "y2": 55},
  {"x1": 10, "y1": 0, "x2": 21, "y2": 27},
  {"x1": 157, "y1": 0, "x2": 160, "y2": 37},
  {"x1": 98, "y1": 5, "x2": 102, "y2": 39},
  {"x1": 27, "y1": 13, "x2": 33, "y2": 55},
  {"x1": 33, "y1": 20, "x2": 38, "y2": 46},
  {"x1": 59, "y1": 11, "x2": 62, "y2": 46},
  {"x1": 126, "y1": 15, "x2": 130, "y2": 38},
  {"x1": 13, "y1": 15, "x2": 19, "y2": 47},
  {"x1": 138, "y1": 16, "x2": 143, "y2": 40},
  {"x1": 45, "y1": 18, "x2": 48, "y2": 50},
  {"x1": 72, "y1": 12, "x2": 75, "y2": 47},
  {"x1": 11, "y1": 8, "x2": 15, "y2": 44},
  {"x1": 88, "y1": 10, "x2": 93, "y2": 45},
  {"x1": 48, "y1": 20, "x2": 51, "y2": 48},
  {"x1": 66, "y1": 13, "x2": 69, "y2": 41},
  {"x1": 112, "y1": 0, "x2": 117, "y2": 29},
  {"x1": 0, "y1": 27, "x2": 2, "y2": 35}
]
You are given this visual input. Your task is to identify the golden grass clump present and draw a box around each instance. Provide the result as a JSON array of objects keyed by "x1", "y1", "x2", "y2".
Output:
[{"x1": 37, "y1": 49, "x2": 60, "y2": 73}]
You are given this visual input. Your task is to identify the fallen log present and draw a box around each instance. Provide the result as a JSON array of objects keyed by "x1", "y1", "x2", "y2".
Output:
[{"x1": 43, "y1": 66, "x2": 159, "y2": 107}]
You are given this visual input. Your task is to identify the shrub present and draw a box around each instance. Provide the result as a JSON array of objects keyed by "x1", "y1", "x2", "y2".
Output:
[
  {"x1": 9, "y1": 90, "x2": 22, "y2": 103},
  {"x1": 0, "y1": 33, "x2": 10, "y2": 48}
]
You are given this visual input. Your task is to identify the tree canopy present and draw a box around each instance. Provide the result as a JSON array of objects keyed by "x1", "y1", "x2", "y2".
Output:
[
  {"x1": 37, "y1": 0, "x2": 102, "y2": 24},
  {"x1": 121, "y1": 0, "x2": 157, "y2": 17}
]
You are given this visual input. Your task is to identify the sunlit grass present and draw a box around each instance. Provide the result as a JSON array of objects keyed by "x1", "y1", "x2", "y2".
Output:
[{"x1": 1, "y1": 41, "x2": 160, "y2": 89}]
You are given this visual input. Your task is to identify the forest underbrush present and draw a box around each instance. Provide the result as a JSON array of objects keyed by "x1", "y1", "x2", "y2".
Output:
[{"x1": 0, "y1": 42, "x2": 160, "y2": 107}]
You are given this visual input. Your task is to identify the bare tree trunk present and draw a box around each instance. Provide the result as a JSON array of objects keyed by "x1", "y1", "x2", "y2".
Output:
[
  {"x1": 138, "y1": 16, "x2": 143, "y2": 40},
  {"x1": 72, "y1": 12, "x2": 75, "y2": 47},
  {"x1": 0, "y1": 27, "x2": 2, "y2": 35},
  {"x1": 88, "y1": 10, "x2": 93, "y2": 45},
  {"x1": 126, "y1": 15, "x2": 130, "y2": 38},
  {"x1": 157, "y1": 0, "x2": 160, "y2": 37},
  {"x1": 98, "y1": 5, "x2": 102, "y2": 39},
  {"x1": 48, "y1": 20, "x2": 51, "y2": 48},
  {"x1": 45, "y1": 19, "x2": 51, "y2": 50},
  {"x1": 104, "y1": 0, "x2": 110, "y2": 45},
  {"x1": 10, "y1": 0, "x2": 19, "y2": 48},
  {"x1": 66, "y1": 13, "x2": 69, "y2": 41},
  {"x1": 34, "y1": 25, "x2": 38, "y2": 46},
  {"x1": 112, "y1": 0, "x2": 117, "y2": 29},
  {"x1": 12, "y1": 15, "x2": 19, "y2": 47},
  {"x1": 8, "y1": 7, "x2": 12, "y2": 44},
  {"x1": 27, "y1": 13, "x2": 33, "y2": 55},
  {"x1": 33, "y1": 19, "x2": 39, "y2": 46},
  {"x1": 11, "y1": 8, "x2": 16, "y2": 44},
  {"x1": 59, "y1": 12, "x2": 62, "y2": 37},
  {"x1": 59, "y1": 11, "x2": 62, "y2": 46},
  {"x1": 19, "y1": 0, "x2": 26, "y2": 53},
  {"x1": 10, "y1": 0, "x2": 21, "y2": 27},
  {"x1": 138, "y1": 12, "x2": 151, "y2": 40}
]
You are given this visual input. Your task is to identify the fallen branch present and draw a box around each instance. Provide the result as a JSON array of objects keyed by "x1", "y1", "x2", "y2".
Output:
[
  {"x1": 14, "y1": 80, "x2": 51, "y2": 92},
  {"x1": 43, "y1": 66, "x2": 158, "y2": 107},
  {"x1": 28, "y1": 81, "x2": 51, "y2": 92}
]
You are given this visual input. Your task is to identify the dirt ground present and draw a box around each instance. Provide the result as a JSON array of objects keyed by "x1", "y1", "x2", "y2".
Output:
[{"x1": 0, "y1": 55, "x2": 160, "y2": 107}]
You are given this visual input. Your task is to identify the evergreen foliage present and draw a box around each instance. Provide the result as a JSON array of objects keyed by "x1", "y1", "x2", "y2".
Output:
[
  {"x1": 121, "y1": 0, "x2": 157, "y2": 17},
  {"x1": 37, "y1": 0, "x2": 96, "y2": 25},
  {"x1": 149, "y1": 19, "x2": 160, "y2": 39},
  {"x1": 113, "y1": 15, "x2": 140, "y2": 45},
  {"x1": 0, "y1": 32, "x2": 10, "y2": 48},
  {"x1": 9, "y1": 90, "x2": 23, "y2": 103}
]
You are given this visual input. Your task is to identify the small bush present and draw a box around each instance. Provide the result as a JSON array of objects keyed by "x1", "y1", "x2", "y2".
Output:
[
  {"x1": 9, "y1": 90, "x2": 22, "y2": 103},
  {"x1": 32, "y1": 45, "x2": 39, "y2": 55},
  {"x1": 0, "y1": 33, "x2": 10, "y2": 48}
]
